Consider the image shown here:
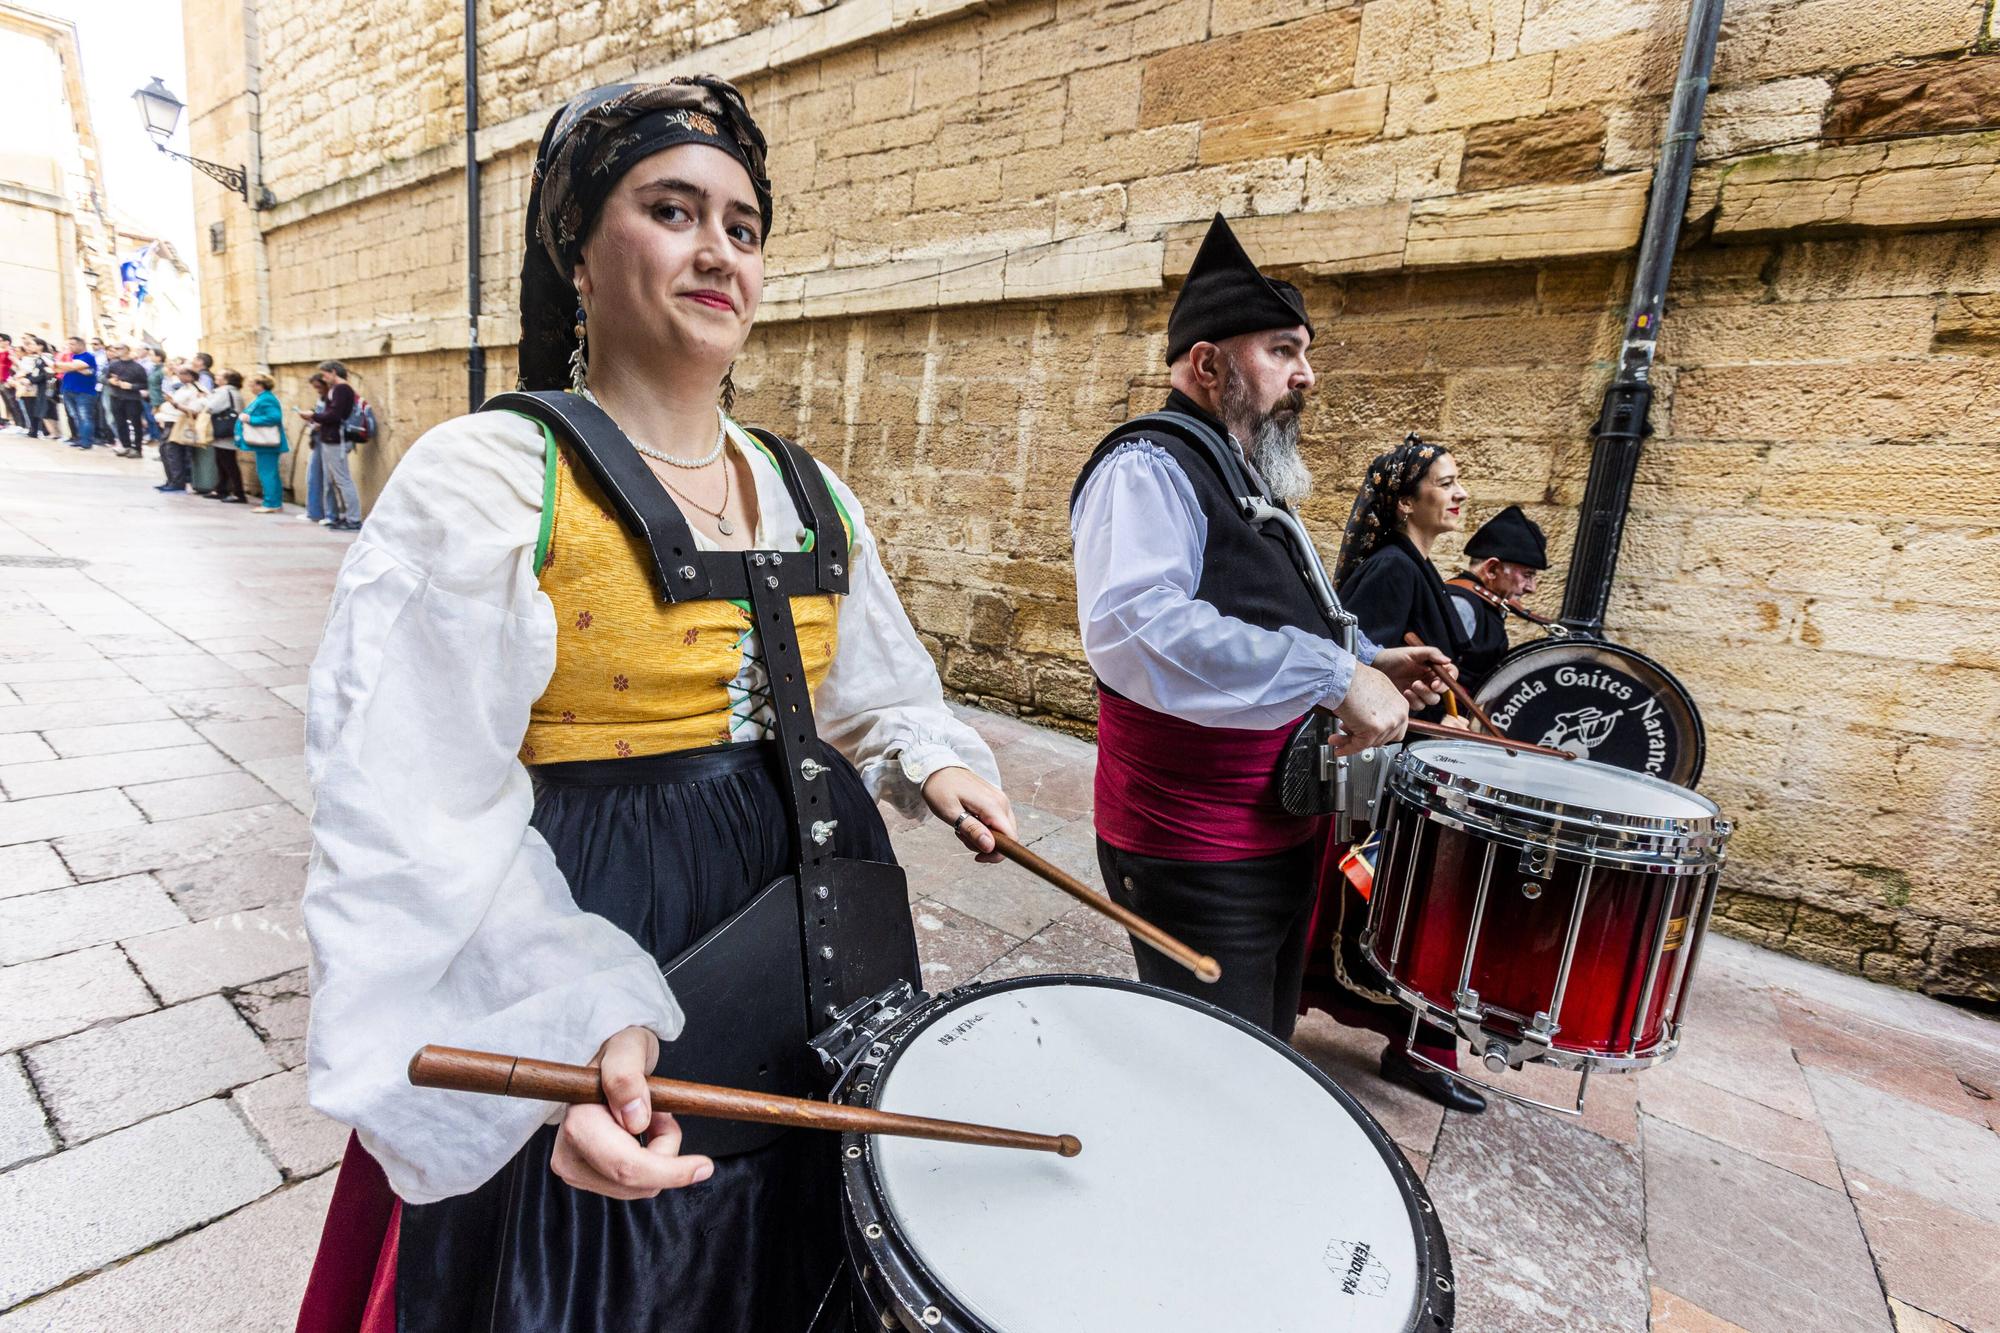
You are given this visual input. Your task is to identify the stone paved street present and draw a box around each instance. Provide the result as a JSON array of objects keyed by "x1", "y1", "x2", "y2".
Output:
[{"x1": 2, "y1": 434, "x2": 1997, "y2": 1331}]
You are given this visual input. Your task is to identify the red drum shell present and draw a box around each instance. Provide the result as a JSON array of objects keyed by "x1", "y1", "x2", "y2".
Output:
[{"x1": 1366, "y1": 797, "x2": 1708, "y2": 1061}]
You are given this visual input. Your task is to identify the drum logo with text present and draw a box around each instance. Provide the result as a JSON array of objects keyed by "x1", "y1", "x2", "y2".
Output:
[
  {"x1": 1489, "y1": 663, "x2": 1678, "y2": 775},
  {"x1": 1323, "y1": 1238, "x2": 1391, "y2": 1298}
]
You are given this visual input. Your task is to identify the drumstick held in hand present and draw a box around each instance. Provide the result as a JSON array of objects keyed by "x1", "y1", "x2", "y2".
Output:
[
  {"x1": 983, "y1": 829, "x2": 1223, "y2": 984},
  {"x1": 1405, "y1": 717, "x2": 1576, "y2": 759},
  {"x1": 1402, "y1": 632, "x2": 1506, "y2": 736},
  {"x1": 409, "y1": 1046, "x2": 1082, "y2": 1157}
]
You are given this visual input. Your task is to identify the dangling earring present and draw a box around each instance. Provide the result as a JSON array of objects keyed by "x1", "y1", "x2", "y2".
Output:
[
  {"x1": 720, "y1": 363, "x2": 737, "y2": 415},
  {"x1": 567, "y1": 304, "x2": 589, "y2": 395}
]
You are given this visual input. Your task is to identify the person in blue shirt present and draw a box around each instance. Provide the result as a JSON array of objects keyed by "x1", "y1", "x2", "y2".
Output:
[
  {"x1": 53, "y1": 337, "x2": 99, "y2": 448},
  {"x1": 238, "y1": 373, "x2": 290, "y2": 511}
]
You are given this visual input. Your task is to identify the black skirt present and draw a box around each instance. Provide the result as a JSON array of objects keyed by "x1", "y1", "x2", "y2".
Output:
[{"x1": 395, "y1": 740, "x2": 895, "y2": 1333}]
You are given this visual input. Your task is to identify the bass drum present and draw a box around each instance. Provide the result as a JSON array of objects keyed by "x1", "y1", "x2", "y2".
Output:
[{"x1": 1474, "y1": 638, "x2": 1705, "y2": 787}]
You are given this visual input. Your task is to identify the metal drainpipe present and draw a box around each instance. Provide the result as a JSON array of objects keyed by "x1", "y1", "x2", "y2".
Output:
[
  {"x1": 1558, "y1": 0, "x2": 1727, "y2": 637},
  {"x1": 465, "y1": 0, "x2": 486, "y2": 411}
]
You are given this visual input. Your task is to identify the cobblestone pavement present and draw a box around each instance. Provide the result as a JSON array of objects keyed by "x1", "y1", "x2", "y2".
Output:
[{"x1": 2, "y1": 435, "x2": 1996, "y2": 1331}]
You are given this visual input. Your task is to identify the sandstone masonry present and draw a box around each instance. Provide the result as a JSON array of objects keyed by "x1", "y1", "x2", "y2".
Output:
[{"x1": 181, "y1": 0, "x2": 2000, "y2": 1002}]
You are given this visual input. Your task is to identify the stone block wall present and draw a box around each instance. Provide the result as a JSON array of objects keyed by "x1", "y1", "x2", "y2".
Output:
[{"x1": 184, "y1": 0, "x2": 2000, "y2": 1002}]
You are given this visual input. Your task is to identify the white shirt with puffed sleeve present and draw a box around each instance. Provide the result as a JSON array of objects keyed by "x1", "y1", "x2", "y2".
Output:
[
  {"x1": 303, "y1": 409, "x2": 996, "y2": 1203},
  {"x1": 1070, "y1": 437, "x2": 1378, "y2": 731}
]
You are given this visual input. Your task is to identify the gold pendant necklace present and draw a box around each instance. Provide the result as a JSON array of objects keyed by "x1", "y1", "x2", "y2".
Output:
[{"x1": 658, "y1": 457, "x2": 735, "y2": 536}]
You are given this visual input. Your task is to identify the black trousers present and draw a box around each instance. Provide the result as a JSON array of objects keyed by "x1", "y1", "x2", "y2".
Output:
[
  {"x1": 110, "y1": 396, "x2": 146, "y2": 450},
  {"x1": 159, "y1": 441, "x2": 192, "y2": 489},
  {"x1": 1099, "y1": 837, "x2": 1320, "y2": 1040},
  {"x1": 211, "y1": 447, "x2": 245, "y2": 498}
]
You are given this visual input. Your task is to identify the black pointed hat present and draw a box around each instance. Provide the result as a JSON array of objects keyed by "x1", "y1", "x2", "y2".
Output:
[
  {"x1": 1165, "y1": 214, "x2": 1314, "y2": 364},
  {"x1": 1464, "y1": 504, "x2": 1549, "y2": 570}
]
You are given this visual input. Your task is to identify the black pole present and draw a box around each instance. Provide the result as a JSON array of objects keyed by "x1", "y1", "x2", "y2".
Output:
[
  {"x1": 1559, "y1": 0, "x2": 1727, "y2": 636},
  {"x1": 465, "y1": 0, "x2": 486, "y2": 411}
]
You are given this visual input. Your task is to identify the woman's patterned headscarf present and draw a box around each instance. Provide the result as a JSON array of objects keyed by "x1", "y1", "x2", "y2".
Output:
[
  {"x1": 1334, "y1": 433, "x2": 1448, "y2": 587},
  {"x1": 516, "y1": 76, "x2": 772, "y2": 392}
]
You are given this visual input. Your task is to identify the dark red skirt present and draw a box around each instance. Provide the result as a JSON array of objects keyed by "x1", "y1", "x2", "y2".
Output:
[{"x1": 295, "y1": 1135, "x2": 398, "y2": 1333}]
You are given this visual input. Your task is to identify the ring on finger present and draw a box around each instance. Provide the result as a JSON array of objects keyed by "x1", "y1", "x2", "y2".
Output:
[{"x1": 952, "y1": 812, "x2": 971, "y2": 832}]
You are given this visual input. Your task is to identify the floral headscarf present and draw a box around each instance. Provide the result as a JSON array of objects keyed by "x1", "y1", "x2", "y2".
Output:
[
  {"x1": 1333, "y1": 433, "x2": 1448, "y2": 587},
  {"x1": 516, "y1": 76, "x2": 772, "y2": 392}
]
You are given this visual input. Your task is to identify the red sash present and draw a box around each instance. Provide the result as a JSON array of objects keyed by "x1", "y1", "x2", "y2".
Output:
[{"x1": 1093, "y1": 689, "x2": 1321, "y2": 862}]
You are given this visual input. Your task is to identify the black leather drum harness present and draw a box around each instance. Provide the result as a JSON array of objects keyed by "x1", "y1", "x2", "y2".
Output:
[{"x1": 485, "y1": 391, "x2": 920, "y2": 1158}]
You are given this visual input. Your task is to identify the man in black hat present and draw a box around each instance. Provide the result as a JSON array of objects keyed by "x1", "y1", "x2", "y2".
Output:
[
  {"x1": 1444, "y1": 504, "x2": 1550, "y2": 696},
  {"x1": 1068, "y1": 214, "x2": 1453, "y2": 1041}
]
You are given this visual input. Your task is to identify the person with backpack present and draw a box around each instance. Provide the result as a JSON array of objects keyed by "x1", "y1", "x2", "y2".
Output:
[{"x1": 302, "y1": 359, "x2": 362, "y2": 531}]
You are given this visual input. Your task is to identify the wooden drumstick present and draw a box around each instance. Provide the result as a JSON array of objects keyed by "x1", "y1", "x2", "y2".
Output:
[
  {"x1": 1405, "y1": 717, "x2": 1576, "y2": 759},
  {"x1": 1402, "y1": 631, "x2": 1506, "y2": 736},
  {"x1": 408, "y1": 1046, "x2": 1083, "y2": 1157},
  {"x1": 981, "y1": 829, "x2": 1223, "y2": 984}
]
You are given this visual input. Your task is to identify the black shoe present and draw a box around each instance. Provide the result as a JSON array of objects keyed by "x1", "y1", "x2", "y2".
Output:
[{"x1": 1380, "y1": 1047, "x2": 1487, "y2": 1114}]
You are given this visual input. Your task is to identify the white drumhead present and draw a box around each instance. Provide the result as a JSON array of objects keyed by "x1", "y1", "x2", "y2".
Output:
[
  {"x1": 870, "y1": 982, "x2": 1421, "y2": 1332},
  {"x1": 1411, "y1": 740, "x2": 1713, "y2": 820}
]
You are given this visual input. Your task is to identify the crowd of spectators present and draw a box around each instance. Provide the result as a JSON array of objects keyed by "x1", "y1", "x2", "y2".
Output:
[{"x1": 4, "y1": 338, "x2": 366, "y2": 532}]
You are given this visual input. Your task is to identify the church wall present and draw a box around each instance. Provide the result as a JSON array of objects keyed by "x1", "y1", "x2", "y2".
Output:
[{"x1": 180, "y1": 0, "x2": 2000, "y2": 1001}]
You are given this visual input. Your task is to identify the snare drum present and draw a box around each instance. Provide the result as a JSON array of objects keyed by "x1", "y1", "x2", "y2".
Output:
[
  {"x1": 829, "y1": 975, "x2": 1453, "y2": 1332},
  {"x1": 1362, "y1": 741, "x2": 1729, "y2": 1087}
]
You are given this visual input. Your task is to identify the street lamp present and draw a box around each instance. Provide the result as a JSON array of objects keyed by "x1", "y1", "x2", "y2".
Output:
[{"x1": 132, "y1": 76, "x2": 273, "y2": 210}]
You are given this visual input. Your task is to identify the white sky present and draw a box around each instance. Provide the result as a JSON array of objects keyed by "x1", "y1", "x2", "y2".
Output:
[{"x1": 65, "y1": 0, "x2": 197, "y2": 255}]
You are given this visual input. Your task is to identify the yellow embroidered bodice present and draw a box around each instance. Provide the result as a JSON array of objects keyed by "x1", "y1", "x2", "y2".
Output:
[{"x1": 520, "y1": 423, "x2": 844, "y2": 766}]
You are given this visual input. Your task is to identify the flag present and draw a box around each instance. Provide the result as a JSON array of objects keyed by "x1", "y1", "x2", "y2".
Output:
[{"x1": 1340, "y1": 827, "x2": 1385, "y2": 901}]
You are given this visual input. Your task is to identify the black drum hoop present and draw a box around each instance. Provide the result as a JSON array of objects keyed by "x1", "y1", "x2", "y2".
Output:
[
  {"x1": 1476, "y1": 636, "x2": 1707, "y2": 787},
  {"x1": 831, "y1": 973, "x2": 1455, "y2": 1333}
]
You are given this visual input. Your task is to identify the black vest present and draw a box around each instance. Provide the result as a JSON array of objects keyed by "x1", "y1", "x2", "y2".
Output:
[{"x1": 1072, "y1": 397, "x2": 1337, "y2": 649}]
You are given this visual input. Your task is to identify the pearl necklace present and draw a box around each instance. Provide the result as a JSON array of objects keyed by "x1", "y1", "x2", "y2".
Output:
[
  {"x1": 633, "y1": 415, "x2": 736, "y2": 535},
  {"x1": 630, "y1": 418, "x2": 726, "y2": 469}
]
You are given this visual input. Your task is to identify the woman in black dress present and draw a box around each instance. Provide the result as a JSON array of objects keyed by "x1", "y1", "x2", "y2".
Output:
[
  {"x1": 1333, "y1": 434, "x2": 1472, "y2": 710},
  {"x1": 1299, "y1": 435, "x2": 1485, "y2": 1112}
]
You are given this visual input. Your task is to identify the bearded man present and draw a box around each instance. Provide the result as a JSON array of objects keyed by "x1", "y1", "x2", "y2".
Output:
[
  {"x1": 1068, "y1": 215, "x2": 1452, "y2": 1036},
  {"x1": 1445, "y1": 504, "x2": 1551, "y2": 696}
]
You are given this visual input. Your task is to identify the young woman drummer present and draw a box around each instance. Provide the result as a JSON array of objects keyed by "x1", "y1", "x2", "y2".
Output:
[
  {"x1": 1295, "y1": 436, "x2": 1487, "y2": 1115},
  {"x1": 294, "y1": 77, "x2": 1014, "y2": 1332},
  {"x1": 1333, "y1": 434, "x2": 1472, "y2": 706}
]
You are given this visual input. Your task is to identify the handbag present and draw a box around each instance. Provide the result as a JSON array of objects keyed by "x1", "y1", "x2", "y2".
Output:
[
  {"x1": 241, "y1": 421, "x2": 281, "y2": 446},
  {"x1": 184, "y1": 410, "x2": 214, "y2": 445}
]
